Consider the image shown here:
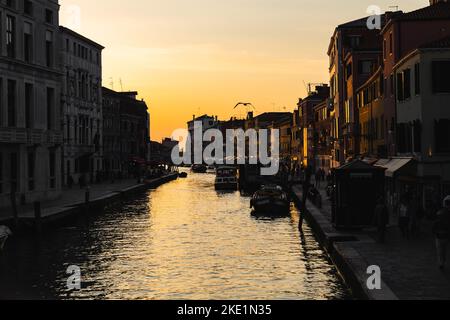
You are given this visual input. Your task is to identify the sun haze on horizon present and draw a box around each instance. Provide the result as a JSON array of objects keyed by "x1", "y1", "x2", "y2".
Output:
[{"x1": 59, "y1": 0, "x2": 427, "y2": 142}]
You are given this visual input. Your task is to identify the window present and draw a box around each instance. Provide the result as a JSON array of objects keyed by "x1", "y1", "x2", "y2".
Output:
[
  {"x1": 435, "y1": 119, "x2": 450, "y2": 153},
  {"x1": 10, "y1": 153, "x2": 18, "y2": 193},
  {"x1": 414, "y1": 63, "x2": 421, "y2": 95},
  {"x1": 66, "y1": 115, "x2": 71, "y2": 141},
  {"x1": 397, "y1": 72, "x2": 404, "y2": 101},
  {"x1": 346, "y1": 63, "x2": 352, "y2": 79},
  {"x1": 359, "y1": 60, "x2": 372, "y2": 74},
  {"x1": 49, "y1": 152, "x2": 55, "y2": 189},
  {"x1": 25, "y1": 83, "x2": 33, "y2": 128},
  {"x1": 45, "y1": 30, "x2": 53, "y2": 67},
  {"x1": 389, "y1": 74, "x2": 393, "y2": 96},
  {"x1": 0, "y1": 153, "x2": 2, "y2": 194},
  {"x1": 24, "y1": 22, "x2": 33, "y2": 63},
  {"x1": 7, "y1": 80, "x2": 16, "y2": 127},
  {"x1": 404, "y1": 69, "x2": 411, "y2": 100},
  {"x1": 28, "y1": 152, "x2": 35, "y2": 191},
  {"x1": 46, "y1": 87, "x2": 54, "y2": 130},
  {"x1": 6, "y1": 0, "x2": 15, "y2": 8},
  {"x1": 6, "y1": 15, "x2": 16, "y2": 58},
  {"x1": 45, "y1": 9, "x2": 53, "y2": 24},
  {"x1": 24, "y1": 0, "x2": 33, "y2": 16},
  {"x1": 389, "y1": 33, "x2": 393, "y2": 55},
  {"x1": 432, "y1": 61, "x2": 450, "y2": 93}
]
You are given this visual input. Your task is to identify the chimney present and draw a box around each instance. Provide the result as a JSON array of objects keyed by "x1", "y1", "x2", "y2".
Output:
[{"x1": 247, "y1": 111, "x2": 254, "y2": 120}]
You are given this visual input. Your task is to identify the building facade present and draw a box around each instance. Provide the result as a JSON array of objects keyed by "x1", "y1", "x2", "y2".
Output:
[
  {"x1": 380, "y1": 2, "x2": 450, "y2": 157},
  {"x1": 297, "y1": 84, "x2": 329, "y2": 168},
  {"x1": 0, "y1": 0, "x2": 62, "y2": 207},
  {"x1": 328, "y1": 16, "x2": 385, "y2": 167},
  {"x1": 60, "y1": 26, "x2": 103, "y2": 186},
  {"x1": 313, "y1": 100, "x2": 332, "y2": 173},
  {"x1": 187, "y1": 114, "x2": 219, "y2": 164},
  {"x1": 357, "y1": 67, "x2": 387, "y2": 159},
  {"x1": 102, "y1": 88, "x2": 150, "y2": 177},
  {"x1": 394, "y1": 39, "x2": 450, "y2": 205}
]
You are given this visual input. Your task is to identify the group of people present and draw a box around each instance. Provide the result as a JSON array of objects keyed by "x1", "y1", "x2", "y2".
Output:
[{"x1": 374, "y1": 194, "x2": 450, "y2": 270}]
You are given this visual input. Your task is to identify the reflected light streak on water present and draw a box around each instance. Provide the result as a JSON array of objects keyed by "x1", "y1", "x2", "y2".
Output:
[{"x1": 0, "y1": 172, "x2": 350, "y2": 300}]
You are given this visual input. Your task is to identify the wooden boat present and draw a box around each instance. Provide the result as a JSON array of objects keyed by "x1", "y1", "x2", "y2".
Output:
[
  {"x1": 214, "y1": 166, "x2": 238, "y2": 191},
  {"x1": 250, "y1": 185, "x2": 290, "y2": 214},
  {"x1": 191, "y1": 164, "x2": 207, "y2": 173}
]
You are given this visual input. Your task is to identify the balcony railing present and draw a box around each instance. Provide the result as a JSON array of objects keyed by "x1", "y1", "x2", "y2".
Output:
[{"x1": 0, "y1": 127, "x2": 62, "y2": 146}]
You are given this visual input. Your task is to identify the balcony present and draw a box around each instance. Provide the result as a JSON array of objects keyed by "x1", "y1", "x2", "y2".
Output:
[{"x1": 0, "y1": 127, "x2": 62, "y2": 146}]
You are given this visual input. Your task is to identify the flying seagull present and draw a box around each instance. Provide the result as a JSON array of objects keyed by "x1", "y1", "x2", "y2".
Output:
[{"x1": 234, "y1": 102, "x2": 254, "y2": 109}]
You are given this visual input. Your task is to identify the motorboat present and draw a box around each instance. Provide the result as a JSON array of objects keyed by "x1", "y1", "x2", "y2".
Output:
[
  {"x1": 214, "y1": 166, "x2": 238, "y2": 191},
  {"x1": 0, "y1": 226, "x2": 12, "y2": 251},
  {"x1": 250, "y1": 185, "x2": 290, "y2": 214},
  {"x1": 179, "y1": 172, "x2": 188, "y2": 178},
  {"x1": 192, "y1": 164, "x2": 207, "y2": 173}
]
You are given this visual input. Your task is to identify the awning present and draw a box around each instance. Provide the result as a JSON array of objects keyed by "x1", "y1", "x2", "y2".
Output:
[{"x1": 375, "y1": 158, "x2": 414, "y2": 178}]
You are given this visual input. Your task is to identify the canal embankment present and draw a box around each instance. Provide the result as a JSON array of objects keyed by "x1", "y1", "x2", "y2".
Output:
[
  {"x1": 0, "y1": 173, "x2": 178, "y2": 233},
  {"x1": 291, "y1": 184, "x2": 398, "y2": 300},
  {"x1": 291, "y1": 183, "x2": 450, "y2": 300}
]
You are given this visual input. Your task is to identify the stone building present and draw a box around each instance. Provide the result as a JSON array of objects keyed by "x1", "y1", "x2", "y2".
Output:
[
  {"x1": 328, "y1": 16, "x2": 386, "y2": 167},
  {"x1": 297, "y1": 85, "x2": 329, "y2": 168},
  {"x1": 392, "y1": 36, "x2": 450, "y2": 206},
  {"x1": 102, "y1": 87, "x2": 150, "y2": 177},
  {"x1": 60, "y1": 26, "x2": 104, "y2": 186},
  {"x1": 0, "y1": 0, "x2": 62, "y2": 207}
]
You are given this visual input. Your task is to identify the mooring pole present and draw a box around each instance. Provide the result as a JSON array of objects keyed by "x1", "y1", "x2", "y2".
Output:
[
  {"x1": 10, "y1": 190, "x2": 18, "y2": 228},
  {"x1": 34, "y1": 201, "x2": 41, "y2": 233},
  {"x1": 85, "y1": 186, "x2": 90, "y2": 215}
]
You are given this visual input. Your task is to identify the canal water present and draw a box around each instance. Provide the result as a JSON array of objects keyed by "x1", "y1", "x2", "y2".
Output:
[{"x1": 0, "y1": 172, "x2": 350, "y2": 300}]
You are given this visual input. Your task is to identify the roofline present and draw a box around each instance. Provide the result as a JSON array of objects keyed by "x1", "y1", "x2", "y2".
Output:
[{"x1": 60, "y1": 26, "x2": 105, "y2": 50}]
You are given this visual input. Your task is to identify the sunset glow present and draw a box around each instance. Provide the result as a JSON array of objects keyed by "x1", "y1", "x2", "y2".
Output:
[{"x1": 60, "y1": 0, "x2": 427, "y2": 141}]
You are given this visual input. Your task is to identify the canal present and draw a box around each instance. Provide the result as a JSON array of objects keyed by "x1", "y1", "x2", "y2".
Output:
[{"x1": 0, "y1": 171, "x2": 350, "y2": 300}]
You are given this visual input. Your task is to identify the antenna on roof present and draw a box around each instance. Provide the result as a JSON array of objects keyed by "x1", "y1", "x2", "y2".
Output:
[
  {"x1": 109, "y1": 77, "x2": 114, "y2": 90},
  {"x1": 119, "y1": 78, "x2": 123, "y2": 91}
]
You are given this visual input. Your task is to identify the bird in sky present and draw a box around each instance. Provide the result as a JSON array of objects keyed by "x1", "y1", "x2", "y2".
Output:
[{"x1": 234, "y1": 102, "x2": 255, "y2": 109}]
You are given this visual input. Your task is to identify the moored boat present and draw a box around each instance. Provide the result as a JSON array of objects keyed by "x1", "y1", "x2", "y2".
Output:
[
  {"x1": 250, "y1": 185, "x2": 290, "y2": 214},
  {"x1": 191, "y1": 164, "x2": 207, "y2": 173},
  {"x1": 214, "y1": 166, "x2": 238, "y2": 190}
]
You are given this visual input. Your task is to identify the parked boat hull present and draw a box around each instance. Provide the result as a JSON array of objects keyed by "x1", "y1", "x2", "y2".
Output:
[{"x1": 214, "y1": 182, "x2": 238, "y2": 191}]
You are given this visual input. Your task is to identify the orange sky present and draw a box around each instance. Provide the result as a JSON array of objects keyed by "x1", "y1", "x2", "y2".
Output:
[{"x1": 60, "y1": 0, "x2": 427, "y2": 141}]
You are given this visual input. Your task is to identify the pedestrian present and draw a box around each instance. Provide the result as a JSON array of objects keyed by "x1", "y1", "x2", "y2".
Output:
[
  {"x1": 398, "y1": 196, "x2": 411, "y2": 239},
  {"x1": 315, "y1": 169, "x2": 322, "y2": 188},
  {"x1": 299, "y1": 166, "x2": 312, "y2": 229},
  {"x1": 374, "y1": 196, "x2": 389, "y2": 243},
  {"x1": 432, "y1": 196, "x2": 450, "y2": 270}
]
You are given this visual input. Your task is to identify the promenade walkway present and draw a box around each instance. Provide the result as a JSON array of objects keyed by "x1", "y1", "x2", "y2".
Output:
[
  {"x1": 292, "y1": 178, "x2": 450, "y2": 300},
  {"x1": 0, "y1": 176, "x2": 174, "y2": 223}
]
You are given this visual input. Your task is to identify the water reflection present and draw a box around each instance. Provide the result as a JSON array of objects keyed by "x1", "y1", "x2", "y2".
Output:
[{"x1": 0, "y1": 172, "x2": 350, "y2": 300}]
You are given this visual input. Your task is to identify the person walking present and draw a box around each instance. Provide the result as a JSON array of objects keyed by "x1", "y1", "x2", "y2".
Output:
[
  {"x1": 374, "y1": 197, "x2": 389, "y2": 243},
  {"x1": 398, "y1": 196, "x2": 411, "y2": 239},
  {"x1": 433, "y1": 196, "x2": 450, "y2": 270},
  {"x1": 299, "y1": 166, "x2": 312, "y2": 230}
]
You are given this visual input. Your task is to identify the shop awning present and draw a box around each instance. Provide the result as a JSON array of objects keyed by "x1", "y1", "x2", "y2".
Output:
[{"x1": 375, "y1": 158, "x2": 414, "y2": 178}]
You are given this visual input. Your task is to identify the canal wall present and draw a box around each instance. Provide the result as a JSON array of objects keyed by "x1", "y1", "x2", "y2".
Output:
[
  {"x1": 3, "y1": 173, "x2": 178, "y2": 233},
  {"x1": 290, "y1": 185, "x2": 398, "y2": 301}
]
